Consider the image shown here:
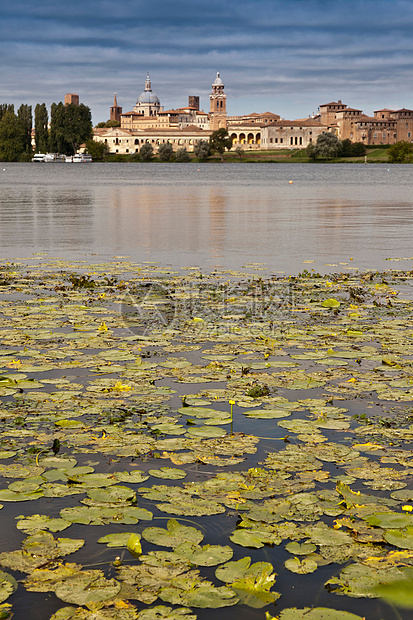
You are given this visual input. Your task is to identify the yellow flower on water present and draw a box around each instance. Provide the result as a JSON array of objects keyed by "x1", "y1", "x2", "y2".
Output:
[
  {"x1": 112, "y1": 381, "x2": 132, "y2": 392},
  {"x1": 7, "y1": 359, "x2": 21, "y2": 368},
  {"x1": 346, "y1": 377, "x2": 357, "y2": 383},
  {"x1": 98, "y1": 322, "x2": 108, "y2": 331},
  {"x1": 192, "y1": 317, "x2": 204, "y2": 322},
  {"x1": 229, "y1": 400, "x2": 236, "y2": 405},
  {"x1": 402, "y1": 505, "x2": 413, "y2": 512}
]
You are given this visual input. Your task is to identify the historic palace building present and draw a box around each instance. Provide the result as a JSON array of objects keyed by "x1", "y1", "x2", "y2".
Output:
[{"x1": 93, "y1": 73, "x2": 413, "y2": 154}]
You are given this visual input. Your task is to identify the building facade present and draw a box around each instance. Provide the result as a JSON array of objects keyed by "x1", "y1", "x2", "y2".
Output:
[
  {"x1": 320, "y1": 101, "x2": 413, "y2": 145},
  {"x1": 260, "y1": 119, "x2": 330, "y2": 150},
  {"x1": 94, "y1": 74, "x2": 413, "y2": 155}
]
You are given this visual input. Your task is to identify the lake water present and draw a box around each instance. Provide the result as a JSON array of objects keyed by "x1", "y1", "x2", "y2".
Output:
[
  {"x1": 0, "y1": 162, "x2": 412, "y2": 273},
  {"x1": 1, "y1": 163, "x2": 413, "y2": 620}
]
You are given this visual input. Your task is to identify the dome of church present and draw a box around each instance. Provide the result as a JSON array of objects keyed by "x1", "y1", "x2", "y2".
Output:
[
  {"x1": 136, "y1": 91, "x2": 160, "y2": 104},
  {"x1": 136, "y1": 73, "x2": 160, "y2": 105},
  {"x1": 213, "y1": 72, "x2": 223, "y2": 85}
]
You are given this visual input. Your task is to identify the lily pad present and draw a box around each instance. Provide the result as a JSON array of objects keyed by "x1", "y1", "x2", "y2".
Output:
[{"x1": 142, "y1": 519, "x2": 204, "y2": 548}]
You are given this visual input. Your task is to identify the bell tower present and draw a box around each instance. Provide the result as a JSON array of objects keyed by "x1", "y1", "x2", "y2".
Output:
[
  {"x1": 209, "y1": 72, "x2": 227, "y2": 131},
  {"x1": 110, "y1": 93, "x2": 122, "y2": 123}
]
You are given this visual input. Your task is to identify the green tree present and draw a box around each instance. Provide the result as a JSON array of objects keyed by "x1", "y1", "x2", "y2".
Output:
[
  {"x1": 209, "y1": 128, "x2": 232, "y2": 161},
  {"x1": 194, "y1": 139, "x2": 211, "y2": 161},
  {"x1": 64, "y1": 103, "x2": 93, "y2": 154},
  {"x1": 0, "y1": 109, "x2": 26, "y2": 161},
  {"x1": 313, "y1": 132, "x2": 342, "y2": 159},
  {"x1": 388, "y1": 141, "x2": 413, "y2": 163},
  {"x1": 0, "y1": 104, "x2": 14, "y2": 123},
  {"x1": 158, "y1": 142, "x2": 175, "y2": 162},
  {"x1": 34, "y1": 103, "x2": 49, "y2": 153},
  {"x1": 96, "y1": 121, "x2": 107, "y2": 129},
  {"x1": 306, "y1": 141, "x2": 316, "y2": 161},
  {"x1": 175, "y1": 147, "x2": 191, "y2": 162},
  {"x1": 105, "y1": 119, "x2": 121, "y2": 128},
  {"x1": 50, "y1": 102, "x2": 92, "y2": 155},
  {"x1": 351, "y1": 142, "x2": 366, "y2": 157},
  {"x1": 140, "y1": 143, "x2": 154, "y2": 162},
  {"x1": 234, "y1": 145, "x2": 244, "y2": 161},
  {"x1": 340, "y1": 138, "x2": 353, "y2": 157},
  {"x1": 17, "y1": 104, "x2": 32, "y2": 155},
  {"x1": 85, "y1": 139, "x2": 109, "y2": 161},
  {"x1": 340, "y1": 139, "x2": 366, "y2": 158},
  {"x1": 50, "y1": 102, "x2": 70, "y2": 154}
]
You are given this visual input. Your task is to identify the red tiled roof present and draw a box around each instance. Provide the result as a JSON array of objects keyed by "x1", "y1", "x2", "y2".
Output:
[
  {"x1": 265, "y1": 119, "x2": 327, "y2": 128},
  {"x1": 319, "y1": 101, "x2": 346, "y2": 107}
]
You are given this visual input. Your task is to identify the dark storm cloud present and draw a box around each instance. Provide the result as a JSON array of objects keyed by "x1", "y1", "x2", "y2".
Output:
[{"x1": 2, "y1": 0, "x2": 413, "y2": 122}]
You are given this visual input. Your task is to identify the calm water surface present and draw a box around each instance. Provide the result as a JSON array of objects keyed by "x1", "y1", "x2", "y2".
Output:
[{"x1": 0, "y1": 162, "x2": 412, "y2": 272}]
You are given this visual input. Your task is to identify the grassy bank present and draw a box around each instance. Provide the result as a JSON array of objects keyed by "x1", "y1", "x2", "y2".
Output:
[{"x1": 103, "y1": 145, "x2": 393, "y2": 164}]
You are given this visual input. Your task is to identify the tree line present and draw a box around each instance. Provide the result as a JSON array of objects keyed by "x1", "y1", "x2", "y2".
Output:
[{"x1": 0, "y1": 102, "x2": 93, "y2": 161}]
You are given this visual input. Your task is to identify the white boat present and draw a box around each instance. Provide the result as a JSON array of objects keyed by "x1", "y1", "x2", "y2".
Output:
[
  {"x1": 65, "y1": 153, "x2": 93, "y2": 163},
  {"x1": 44, "y1": 153, "x2": 65, "y2": 162},
  {"x1": 32, "y1": 153, "x2": 46, "y2": 162}
]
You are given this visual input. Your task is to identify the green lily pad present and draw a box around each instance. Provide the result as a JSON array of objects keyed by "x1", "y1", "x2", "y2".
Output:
[
  {"x1": 285, "y1": 542, "x2": 317, "y2": 555},
  {"x1": 127, "y1": 533, "x2": 142, "y2": 556},
  {"x1": 275, "y1": 608, "x2": 365, "y2": 619},
  {"x1": 375, "y1": 570, "x2": 413, "y2": 609},
  {"x1": 159, "y1": 577, "x2": 238, "y2": 608},
  {"x1": 0, "y1": 571, "x2": 17, "y2": 604},
  {"x1": 384, "y1": 527, "x2": 413, "y2": 549},
  {"x1": 97, "y1": 533, "x2": 135, "y2": 548},
  {"x1": 186, "y1": 426, "x2": 226, "y2": 438},
  {"x1": 54, "y1": 572, "x2": 121, "y2": 606},
  {"x1": 16, "y1": 514, "x2": 72, "y2": 535},
  {"x1": 148, "y1": 468, "x2": 187, "y2": 480},
  {"x1": 136, "y1": 607, "x2": 197, "y2": 620},
  {"x1": 285, "y1": 556, "x2": 318, "y2": 574},
  {"x1": 365, "y1": 512, "x2": 413, "y2": 529},
  {"x1": 87, "y1": 485, "x2": 136, "y2": 504},
  {"x1": 243, "y1": 408, "x2": 292, "y2": 419},
  {"x1": 142, "y1": 519, "x2": 204, "y2": 548},
  {"x1": 174, "y1": 542, "x2": 233, "y2": 566}
]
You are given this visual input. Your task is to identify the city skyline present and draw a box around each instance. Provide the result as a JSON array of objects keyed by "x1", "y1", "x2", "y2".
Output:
[{"x1": 2, "y1": 0, "x2": 413, "y2": 124}]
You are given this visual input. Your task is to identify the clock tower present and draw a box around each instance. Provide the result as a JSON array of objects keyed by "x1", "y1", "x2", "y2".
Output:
[{"x1": 209, "y1": 72, "x2": 227, "y2": 131}]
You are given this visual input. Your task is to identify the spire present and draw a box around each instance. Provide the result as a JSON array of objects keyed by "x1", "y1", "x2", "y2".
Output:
[
  {"x1": 113, "y1": 92, "x2": 118, "y2": 107},
  {"x1": 145, "y1": 73, "x2": 151, "y2": 92}
]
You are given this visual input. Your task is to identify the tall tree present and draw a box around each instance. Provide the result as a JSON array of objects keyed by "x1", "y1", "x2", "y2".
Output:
[
  {"x1": 158, "y1": 142, "x2": 175, "y2": 162},
  {"x1": 209, "y1": 128, "x2": 232, "y2": 162},
  {"x1": 0, "y1": 104, "x2": 15, "y2": 124},
  {"x1": 34, "y1": 103, "x2": 49, "y2": 153},
  {"x1": 0, "y1": 109, "x2": 26, "y2": 161},
  {"x1": 313, "y1": 132, "x2": 342, "y2": 159},
  {"x1": 388, "y1": 141, "x2": 413, "y2": 163},
  {"x1": 17, "y1": 104, "x2": 33, "y2": 155},
  {"x1": 64, "y1": 103, "x2": 93, "y2": 154},
  {"x1": 194, "y1": 139, "x2": 211, "y2": 161},
  {"x1": 50, "y1": 102, "x2": 69, "y2": 154}
]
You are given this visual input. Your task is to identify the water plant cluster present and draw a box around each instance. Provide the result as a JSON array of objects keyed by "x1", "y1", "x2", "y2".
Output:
[{"x1": 0, "y1": 257, "x2": 413, "y2": 620}]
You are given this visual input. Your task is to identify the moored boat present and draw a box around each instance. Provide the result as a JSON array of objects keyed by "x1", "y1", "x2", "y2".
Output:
[
  {"x1": 65, "y1": 153, "x2": 93, "y2": 163},
  {"x1": 44, "y1": 153, "x2": 65, "y2": 162}
]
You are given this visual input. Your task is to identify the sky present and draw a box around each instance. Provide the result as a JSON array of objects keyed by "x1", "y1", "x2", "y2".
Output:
[{"x1": 2, "y1": 0, "x2": 413, "y2": 124}]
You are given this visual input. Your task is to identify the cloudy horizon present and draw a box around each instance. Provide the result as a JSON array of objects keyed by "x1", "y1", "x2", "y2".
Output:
[{"x1": 2, "y1": 0, "x2": 413, "y2": 124}]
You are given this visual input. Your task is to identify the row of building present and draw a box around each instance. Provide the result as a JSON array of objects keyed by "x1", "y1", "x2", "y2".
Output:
[{"x1": 92, "y1": 73, "x2": 413, "y2": 154}]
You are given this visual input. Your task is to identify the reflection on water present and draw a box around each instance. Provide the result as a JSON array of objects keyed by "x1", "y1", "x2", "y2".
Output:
[{"x1": 0, "y1": 162, "x2": 412, "y2": 273}]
